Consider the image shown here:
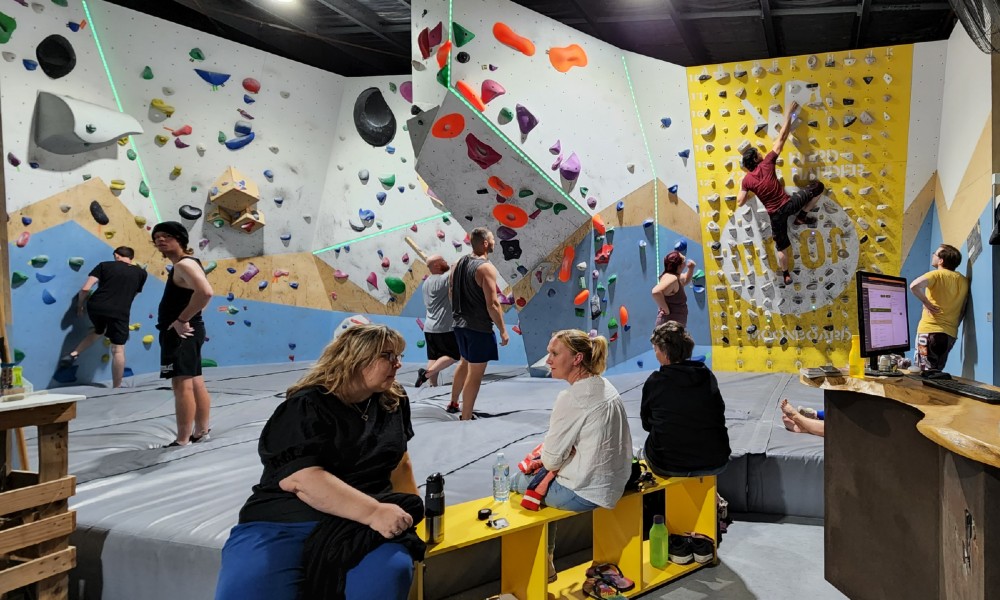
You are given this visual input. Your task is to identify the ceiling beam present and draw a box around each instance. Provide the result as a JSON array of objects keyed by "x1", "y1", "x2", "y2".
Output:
[
  {"x1": 853, "y1": 0, "x2": 873, "y2": 48},
  {"x1": 312, "y1": 0, "x2": 408, "y2": 51},
  {"x1": 759, "y1": 0, "x2": 778, "y2": 58},
  {"x1": 567, "y1": 0, "x2": 605, "y2": 38},
  {"x1": 664, "y1": 0, "x2": 708, "y2": 64},
  {"x1": 680, "y1": 3, "x2": 951, "y2": 20}
]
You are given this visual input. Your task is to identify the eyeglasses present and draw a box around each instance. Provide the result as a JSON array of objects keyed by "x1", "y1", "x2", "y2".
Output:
[{"x1": 378, "y1": 351, "x2": 403, "y2": 364}]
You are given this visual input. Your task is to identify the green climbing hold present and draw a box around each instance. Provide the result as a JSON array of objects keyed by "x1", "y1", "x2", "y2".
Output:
[
  {"x1": 416, "y1": 340, "x2": 426, "y2": 348},
  {"x1": 52, "y1": 0, "x2": 68, "y2": 6},
  {"x1": 141, "y1": 66, "x2": 154, "y2": 80},
  {"x1": 189, "y1": 47, "x2": 205, "y2": 61},
  {"x1": 436, "y1": 65, "x2": 450, "y2": 87},
  {"x1": 553, "y1": 203, "x2": 567, "y2": 214},
  {"x1": 82, "y1": 174, "x2": 91, "y2": 180},
  {"x1": 13, "y1": 348, "x2": 24, "y2": 364},
  {"x1": 442, "y1": 215, "x2": 451, "y2": 224},
  {"x1": 608, "y1": 274, "x2": 618, "y2": 284},
  {"x1": 518, "y1": 189, "x2": 533, "y2": 198},
  {"x1": 693, "y1": 269, "x2": 705, "y2": 279},
  {"x1": 498, "y1": 107, "x2": 513, "y2": 125},
  {"x1": 127, "y1": 149, "x2": 136, "y2": 161},
  {"x1": 218, "y1": 131, "x2": 226, "y2": 143},
  {"x1": 204, "y1": 261, "x2": 217, "y2": 274},
  {"x1": 534, "y1": 198, "x2": 553, "y2": 210},
  {"x1": 139, "y1": 181, "x2": 150, "y2": 198},
  {"x1": 607, "y1": 318, "x2": 618, "y2": 328},
  {"x1": 226, "y1": 305, "x2": 240, "y2": 315},
  {"x1": 201, "y1": 358, "x2": 218, "y2": 368},
  {"x1": 575, "y1": 308, "x2": 585, "y2": 317},
  {"x1": 29, "y1": 255, "x2": 48, "y2": 268},
  {"x1": 0, "y1": 11, "x2": 17, "y2": 45},
  {"x1": 402, "y1": 125, "x2": 408, "y2": 133},
  {"x1": 11, "y1": 271, "x2": 28, "y2": 287},
  {"x1": 385, "y1": 277, "x2": 406, "y2": 294},
  {"x1": 68, "y1": 257, "x2": 85, "y2": 270},
  {"x1": 453, "y1": 22, "x2": 476, "y2": 47},
  {"x1": 86, "y1": 124, "x2": 96, "y2": 134},
  {"x1": 580, "y1": 187, "x2": 589, "y2": 198},
  {"x1": 578, "y1": 276, "x2": 586, "y2": 289},
  {"x1": 596, "y1": 283, "x2": 606, "y2": 293},
  {"x1": 389, "y1": 82, "x2": 397, "y2": 93},
  {"x1": 191, "y1": 186, "x2": 198, "y2": 192},
  {"x1": 378, "y1": 174, "x2": 396, "y2": 188}
]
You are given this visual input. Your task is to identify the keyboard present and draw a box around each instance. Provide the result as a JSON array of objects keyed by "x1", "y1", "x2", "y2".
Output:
[{"x1": 915, "y1": 377, "x2": 1000, "y2": 404}]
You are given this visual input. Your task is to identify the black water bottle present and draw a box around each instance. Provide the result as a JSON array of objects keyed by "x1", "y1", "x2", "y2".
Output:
[{"x1": 424, "y1": 473, "x2": 445, "y2": 544}]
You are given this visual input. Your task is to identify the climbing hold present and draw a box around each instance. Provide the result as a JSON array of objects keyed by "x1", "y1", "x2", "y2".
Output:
[
  {"x1": 431, "y1": 112, "x2": 465, "y2": 139},
  {"x1": 558, "y1": 246, "x2": 575, "y2": 282},
  {"x1": 384, "y1": 277, "x2": 406, "y2": 294},
  {"x1": 141, "y1": 65, "x2": 153, "y2": 79},
  {"x1": 619, "y1": 305, "x2": 629, "y2": 327},
  {"x1": 139, "y1": 181, "x2": 150, "y2": 198},
  {"x1": 41, "y1": 289, "x2": 56, "y2": 305},
  {"x1": 573, "y1": 289, "x2": 589, "y2": 305},
  {"x1": 258, "y1": 281, "x2": 268, "y2": 291},
  {"x1": 126, "y1": 149, "x2": 136, "y2": 160},
  {"x1": 36, "y1": 34, "x2": 75, "y2": 79},
  {"x1": 188, "y1": 47, "x2": 205, "y2": 61},
  {"x1": 242, "y1": 77, "x2": 260, "y2": 93},
  {"x1": 668, "y1": 184, "x2": 678, "y2": 194},
  {"x1": 354, "y1": 87, "x2": 396, "y2": 147},
  {"x1": 376, "y1": 191, "x2": 387, "y2": 204},
  {"x1": 492, "y1": 204, "x2": 528, "y2": 228},
  {"x1": 497, "y1": 107, "x2": 513, "y2": 125},
  {"x1": 194, "y1": 68, "x2": 230, "y2": 89},
  {"x1": 225, "y1": 132, "x2": 255, "y2": 150},
  {"x1": 244, "y1": 94, "x2": 255, "y2": 104},
  {"x1": 548, "y1": 44, "x2": 587, "y2": 72},
  {"x1": 239, "y1": 263, "x2": 260, "y2": 282},
  {"x1": 22, "y1": 59, "x2": 37, "y2": 71},
  {"x1": 677, "y1": 149, "x2": 690, "y2": 159},
  {"x1": 456, "y1": 52, "x2": 470, "y2": 63},
  {"x1": 263, "y1": 169, "x2": 274, "y2": 181},
  {"x1": 481, "y1": 79, "x2": 505, "y2": 104},
  {"x1": 493, "y1": 22, "x2": 535, "y2": 56},
  {"x1": 0, "y1": 11, "x2": 16, "y2": 45},
  {"x1": 535, "y1": 198, "x2": 553, "y2": 210},
  {"x1": 89, "y1": 200, "x2": 109, "y2": 225},
  {"x1": 843, "y1": 115, "x2": 857, "y2": 127},
  {"x1": 595, "y1": 244, "x2": 613, "y2": 264},
  {"x1": 559, "y1": 153, "x2": 581, "y2": 181},
  {"x1": 11, "y1": 271, "x2": 28, "y2": 287},
  {"x1": 378, "y1": 174, "x2": 395, "y2": 188},
  {"x1": 674, "y1": 239, "x2": 688, "y2": 253},
  {"x1": 237, "y1": 108, "x2": 255, "y2": 120},
  {"x1": 359, "y1": 208, "x2": 376, "y2": 227},
  {"x1": 515, "y1": 104, "x2": 538, "y2": 135},
  {"x1": 500, "y1": 239, "x2": 522, "y2": 260},
  {"x1": 616, "y1": 201, "x2": 624, "y2": 211},
  {"x1": 488, "y1": 175, "x2": 514, "y2": 198},
  {"x1": 436, "y1": 39, "x2": 452, "y2": 68},
  {"x1": 455, "y1": 80, "x2": 485, "y2": 111},
  {"x1": 154, "y1": 135, "x2": 168, "y2": 145},
  {"x1": 365, "y1": 272, "x2": 379, "y2": 288},
  {"x1": 607, "y1": 318, "x2": 618, "y2": 329},
  {"x1": 453, "y1": 21, "x2": 476, "y2": 46},
  {"x1": 179, "y1": 205, "x2": 202, "y2": 220},
  {"x1": 465, "y1": 133, "x2": 502, "y2": 169},
  {"x1": 1, "y1": 51, "x2": 13, "y2": 62}
]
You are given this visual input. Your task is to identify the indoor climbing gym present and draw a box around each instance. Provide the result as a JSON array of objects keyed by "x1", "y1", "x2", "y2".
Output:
[{"x1": 0, "y1": 0, "x2": 997, "y2": 599}]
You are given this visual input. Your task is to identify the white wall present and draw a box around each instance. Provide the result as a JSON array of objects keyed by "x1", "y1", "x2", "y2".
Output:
[
  {"x1": 936, "y1": 26, "x2": 991, "y2": 207},
  {"x1": 904, "y1": 40, "x2": 947, "y2": 209}
]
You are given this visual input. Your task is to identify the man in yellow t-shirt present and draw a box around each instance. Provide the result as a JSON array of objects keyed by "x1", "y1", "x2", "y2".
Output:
[{"x1": 909, "y1": 244, "x2": 969, "y2": 371}]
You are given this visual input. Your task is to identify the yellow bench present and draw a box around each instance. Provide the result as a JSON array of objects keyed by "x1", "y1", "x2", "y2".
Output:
[{"x1": 413, "y1": 472, "x2": 717, "y2": 600}]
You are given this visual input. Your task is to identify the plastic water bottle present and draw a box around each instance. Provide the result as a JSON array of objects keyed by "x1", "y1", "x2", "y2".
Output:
[
  {"x1": 492, "y1": 453, "x2": 510, "y2": 503},
  {"x1": 650, "y1": 515, "x2": 668, "y2": 569}
]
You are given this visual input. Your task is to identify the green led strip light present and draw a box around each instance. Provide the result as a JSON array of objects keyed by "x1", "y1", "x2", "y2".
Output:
[
  {"x1": 621, "y1": 55, "x2": 659, "y2": 276},
  {"x1": 313, "y1": 212, "x2": 453, "y2": 254},
  {"x1": 81, "y1": 0, "x2": 161, "y2": 222}
]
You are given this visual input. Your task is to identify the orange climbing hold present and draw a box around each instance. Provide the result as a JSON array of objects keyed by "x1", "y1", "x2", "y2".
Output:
[
  {"x1": 436, "y1": 40, "x2": 452, "y2": 68},
  {"x1": 488, "y1": 175, "x2": 513, "y2": 198},
  {"x1": 619, "y1": 305, "x2": 629, "y2": 327},
  {"x1": 558, "y1": 245, "x2": 574, "y2": 282},
  {"x1": 592, "y1": 214, "x2": 606, "y2": 236},
  {"x1": 456, "y1": 80, "x2": 486, "y2": 112},
  {"x1": 431, "y1": 113, "x2": 465, "y2": 138},
  {"x1": 549, "y1": 44, "x2": 588, "y2": 72},
  {"x1": 492, "y1": 204, "x2": 529, "y2": 228},
  {"x1": 574, "y1": 290, "x2": 590, "y2": 305},
  {"x1": 493, "y1": 22, "x2": 535, "y2": 57}
]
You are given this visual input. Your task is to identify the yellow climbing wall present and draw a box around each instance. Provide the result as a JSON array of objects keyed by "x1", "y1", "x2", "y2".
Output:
[{"x1": 687, "y1": 45, "x2": 914, "y2": 372}]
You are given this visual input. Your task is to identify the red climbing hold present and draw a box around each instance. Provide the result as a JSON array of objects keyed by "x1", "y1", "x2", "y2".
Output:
[
  {"x1": 15, "y1": 231, "x2": 29, "y2": 247},
  {"x1": 488, "y1": 175, "x2": 513, "y2": 198},
  {"x1": 481, "y1": 79, "x2": 506, "y2": 104},
  {"x1": 549, "y1": 44, "x2": 588, "y2": 73},
  {"x1": 455, "y1": 80, "x2": 485, "y2": 111},
  {"x1": 492, "y1": 204, "x2": 528, "y2": 228},
  {"x1": 436, "y1": 40, "x2": 452, "y2": 69},
  {"x1": 558, "y1": 245, "x2": 574, "y2": 283},
  {"x1": 595, "y1": 243, "x2": 613, "y2": 264},
  {"x1": 432, "y1": 113, "x2": 465, "y2": 138},
  {"x1": 493, "y1": 22, "x2": 535, "y2": 56},
  {"x1": 574, "y1": 289, "x2": 589, "y2": 305},
  {"x1": 465, "y1": 133, "x2": 502, "y2": 169},
  {"x1": 619, "y1": 305, "x2": 629, "y2": 327},
  {"x1": 592, "y1": 214, "x2": 606, "y2": 236},
  {"x1": 242, "y1": 78, "x2": 261, "y2": 93}
]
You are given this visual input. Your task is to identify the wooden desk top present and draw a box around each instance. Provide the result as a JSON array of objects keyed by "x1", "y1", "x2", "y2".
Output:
[
  {"x1": 0, "y1": 393, "x2": 84, "y2": 413},
  {"x1": 801, "y1": 374, "x2": 1000, "y2": 469}
]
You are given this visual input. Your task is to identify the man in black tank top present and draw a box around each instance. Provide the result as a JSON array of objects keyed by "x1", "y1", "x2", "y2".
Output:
[
  {"x1": 449, "y1": 227, "x2": 509, "y2": 421},
  {"x1": 60, "y1": 246, "x2": 147, "y2": 388},
  {"x1": 152, "y1": 222, "x2": 214, "y2": 447}
]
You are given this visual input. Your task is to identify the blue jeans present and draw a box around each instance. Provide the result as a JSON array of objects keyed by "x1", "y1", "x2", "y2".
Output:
[
  {"x1": 215, "y1": 521, "x2": 414, "y2": 600},
  {"x1": 509, "y1": 472, "x2": 599, "y2": 512}
]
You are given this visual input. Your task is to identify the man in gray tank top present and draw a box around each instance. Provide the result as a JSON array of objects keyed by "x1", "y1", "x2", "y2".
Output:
[
  {"x1": 449, "y1": 227, "x2": 509, "y2": 420},
  {"x1": 415, "y1": 256, "x2": 462, "y2": 409}
]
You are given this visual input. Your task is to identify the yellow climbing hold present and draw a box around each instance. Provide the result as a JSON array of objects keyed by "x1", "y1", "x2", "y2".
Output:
[
  {"x1": 129, "y1": 323, "x2": 141, "y2": 330},
  {"x1": 135, "y1": 215, "x2": 147, "y2": 227},
  {"x1": 118, "y1": 137, "x2": 129, "y2": 146},
  {"x1": 155, "y1": 135, "x2": 168, "y2": 145},
  {"x1": 171, "y1": 165, "x2": 182, "y2": 177},
  {"x1": 101, "y1": 354, "x2": 110, "y2": 363},
  {"x1": 109, "y1": 179, "x2": 126, "y2": 190},
  {"x1": 142, "y1": 334, "x2": 154, "y2": 345},
  {"x1": 104, "y1": 230, "x2": 115, "y2": 239},
  {"x1": 150, "y1": 98, "x2": 175, "y2": 117}
]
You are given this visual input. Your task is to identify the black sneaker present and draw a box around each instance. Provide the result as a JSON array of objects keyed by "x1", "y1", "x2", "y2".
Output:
[
  {"x1": 415, "y1": 368, "x2": 428, "y2": 388},
  {"x1": 59, "y1": 353, "x2": 78, "y2": 368},
  {"x1": 445, "y1": 403, "x2": 460, "y2": 414},
  {"x1": 668, "y1": 535, "x2": 693, "y2": 565},
  {"x1": 190, "y1": 429, "x2": 211, "y2": 443},
  {"x1": 689, "y1": 533, "x2": 715, "y2": 564}
]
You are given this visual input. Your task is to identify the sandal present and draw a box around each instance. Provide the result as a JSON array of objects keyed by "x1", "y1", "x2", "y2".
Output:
[
  {"x1": 585, "y1": 563, "x2": 635, "y2": 592},
  {"x1": 582, "y1": 577, "x2": 625, "y2": 600}
]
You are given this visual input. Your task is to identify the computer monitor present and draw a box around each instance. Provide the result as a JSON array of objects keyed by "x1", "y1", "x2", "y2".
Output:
[{"x1": 855, "y1": 271, "x2": 911, "y2": 370}]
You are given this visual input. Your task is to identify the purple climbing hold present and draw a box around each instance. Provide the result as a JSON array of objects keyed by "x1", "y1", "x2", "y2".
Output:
[
  {"x1": 496, "y1": 226, "x2": 517, "y2": 241},
  {"x1": 481, "y1": 80, "x2": 506, "y2": 104},
  {"x1": 616, "y1": 201, "x2": 625, "y2": 211},
  {"x1": 239, "y1": 263, "x2": 260, "y2": 282},
  {"x1": 678, "y1": 149, "x2": 690, "y2": 158},
  {"x1": 489, "y1": 64, "x2": 498, "y2": 71},
  {"x1": 515, "y1": 104, "x2": 538, "y2": 135},
  {"x1": 399, "y1": 81, "x2": 413, "y2": 103},
  {"x1": 587, "y1": 197, "x2": 597, "y2": 209},
  {"x1": 559, "y1": 152, "x2": 581, "y2": 181},
  {"x1": 465, "y1": 133, "x2": 502, "y2": 169},
  {"x1": 549, "y1": 140, "x2": 561, "y2": 155},
  {"x1": 175, "y1": 137, "x2": 189, "y2": 149},
  {"x1": 674, "y1": 239, "x2": 688, "y2": 253},
  {"x1": 668, "y1": 184, "x2": 678, "y2": 194},
  {"x1": 7, "y1": 153, "x2": 20, "y2": 168},
  {"x1": 550, "y1": 154, "x2": 562, "y2": 170},
  {"x1": 366, "y1": 272, "x2": 378, "y2": 288}
]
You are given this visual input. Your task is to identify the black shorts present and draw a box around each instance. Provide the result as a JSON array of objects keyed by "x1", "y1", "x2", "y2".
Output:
[
  {"x1": 160, "y1": 321, "x2": 206, "y2": 379},
  {"x1": 89, "y1": 311, "x2": 130, "y2": 345},
  {"x1": 454, "y1": 327, "x2": 499, "y2": 363},
  {"x1": 769, "y1": 182, "x2": 825, "y2": 250},
  {"x1": 424, "y1": 331, "x2": 460, "y2": 361}
]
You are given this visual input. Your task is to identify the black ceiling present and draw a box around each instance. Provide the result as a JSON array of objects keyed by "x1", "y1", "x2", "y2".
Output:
[{"x1": 103, "y1": 0, "x2": 958, "y2": 77}]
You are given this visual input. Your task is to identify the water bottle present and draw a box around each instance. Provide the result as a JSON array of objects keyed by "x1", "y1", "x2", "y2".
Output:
[
  {"x1": 849, "y1": 334, "x2": 865, "y2": 378},
  {"x1": 492, "y1": 453, "x2": 510, "y2": 503},
  {"x1": 650, "y1": 515, "x2": 668, "y2": 569},
  {"x1": 424, "y1": 473, "x2": 445, "y2": 544}
]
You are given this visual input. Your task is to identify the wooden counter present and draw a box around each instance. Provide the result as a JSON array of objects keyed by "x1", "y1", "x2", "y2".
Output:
[{"x1": 801, "y1": 375, "x2": 999, "y2": 600}]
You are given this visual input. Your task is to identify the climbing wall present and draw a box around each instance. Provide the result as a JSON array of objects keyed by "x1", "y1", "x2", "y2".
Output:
[{"x1": 688, "y1": 46, "x2": 914, "y2": 372}]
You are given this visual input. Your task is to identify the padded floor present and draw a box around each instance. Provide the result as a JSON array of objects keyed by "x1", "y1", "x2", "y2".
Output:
[{"x1": 35, "y1": 362, "x2": 823, "y2": 600}]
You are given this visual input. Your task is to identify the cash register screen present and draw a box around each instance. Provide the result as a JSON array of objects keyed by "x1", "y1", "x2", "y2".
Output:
[{"x1": 855, "y1": 271, "x2": 911, "y2": 358}]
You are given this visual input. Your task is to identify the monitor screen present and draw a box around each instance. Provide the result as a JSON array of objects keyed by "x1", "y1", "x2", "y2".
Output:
[{"x1": 855, "y1": 271, "x2": 911, "y2": 358}]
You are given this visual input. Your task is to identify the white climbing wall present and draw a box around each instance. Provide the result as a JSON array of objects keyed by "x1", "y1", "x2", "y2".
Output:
[{"x1": 904, "y1": 40, "x2": 946, "y2": 210}]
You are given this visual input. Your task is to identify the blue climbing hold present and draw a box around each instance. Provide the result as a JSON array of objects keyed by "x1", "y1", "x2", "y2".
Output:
[
  {"x1": 643, "y1": 218, "x2": 654, "y2": 228},
  {"x1": 616, "y1": 201, "x2": 625, "y2": 211},
  {"x1": 23, "y1": 59, "x2": 38, "y2": 71},
  {"x1": 289, "y1": 282, "x2": 299, "y2": 289},
  {"x1": 668, "y1": 184, "x2": 678, "y2": 194},
  {"x1": 386, "y1": 146, "x2": 396, "y2": 154},
  {"x1": 35, "y1": 272, "x2": 54, "y2": 283},
  {"x1": 244, "y1": 94, "x2": 255, "y2": 104},
  {"x1": 42, "y1": 289, "x2": 56, "y2": 304},
  {"x1": 225, "y1": 132, "x2": 255, "y2": 150},
  {"x1": 227, "y1": 267, "x2": 237, "y2": 274},
  {"x1": 547, "y1": 288, "x2": 556, "y2": 297},
  {"x1": 21, "y1": 216, "x2": 31, "y2": 226},
  {"x1": 226, "y1": 292, "x2": 235, "y2": 301},
  {"x1": 660, "y1": 117, "x2": 671, "y2": 128},
  {"x1": 376, "y1": 192, "x2": 387, "y2": 204},
  {"x1": 28, "y1": 162, "x2": 39, "y2": 169},
  {"x1": 678, "y1": 149, "x2": 690, "y2": 158},
  {"x1": 692, "y1": 285, "x2": 705, "y2": 293},
  {"x1": 280, "y1": 233, "x2": 291, "y2": 241},
  {"x1": 244, "y1": 319, "x2": 252, "y2": 326},
  {"x1": 397, "y1": 186, "x2": 405, "y2": 193},
  {"x1": 289, "y1": 343, "x2": 297, "y2": 350},
  {"x1": 194, "y1": 68, "x2": 231, "y2": 88},
  {"x1": 234, "y1": 121, "x2": 252, "y2": 136},
  {"x1": 674, "y1": 239, "x2": 688, "y2": 253},
  {"x1": 359, "y1": 209, "x2": 375, "y2": 226},
  {"x1": 258, "y1": 281, "x2": 267, "y2": 290},
  {"x1": 343, "y1": 245, "x2": 350, "y2": 252},
  {"x1": 263, "y1": 169, "x2": 273, "y2": 180},
  {"x1": 274, "y1": 197, "x2": 284, "y2": 206},
  {"x1": 636, "y1": 359, "x2": 644, "y2": 368}
]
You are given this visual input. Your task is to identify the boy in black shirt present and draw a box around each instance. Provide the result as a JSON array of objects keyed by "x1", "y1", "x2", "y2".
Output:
[{"x1": 61, "y1": 246, "x2": 147, "y2": 388}]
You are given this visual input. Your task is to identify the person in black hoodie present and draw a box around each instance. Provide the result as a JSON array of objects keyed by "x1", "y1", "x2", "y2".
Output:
[{"x1": 641, "y1": 321, "x2": 731, "y2": 477}]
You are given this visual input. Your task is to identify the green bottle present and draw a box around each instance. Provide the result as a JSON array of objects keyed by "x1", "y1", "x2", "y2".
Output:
[{"x1": 650, "y1": 514, "x2": 668, "y2": 569}]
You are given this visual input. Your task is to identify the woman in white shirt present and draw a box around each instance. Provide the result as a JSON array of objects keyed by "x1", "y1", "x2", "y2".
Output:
[{"x1": 511, "y1": 329, "x2": 633, "y2": 511}]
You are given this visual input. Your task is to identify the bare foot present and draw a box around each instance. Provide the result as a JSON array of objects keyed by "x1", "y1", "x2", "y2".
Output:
[
  {"x1": 779, "y1": 398, "x2": 799, "y2": 419},
  {"x1": 782, "y1": 415, "x2": 804, "y2": 433}
]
